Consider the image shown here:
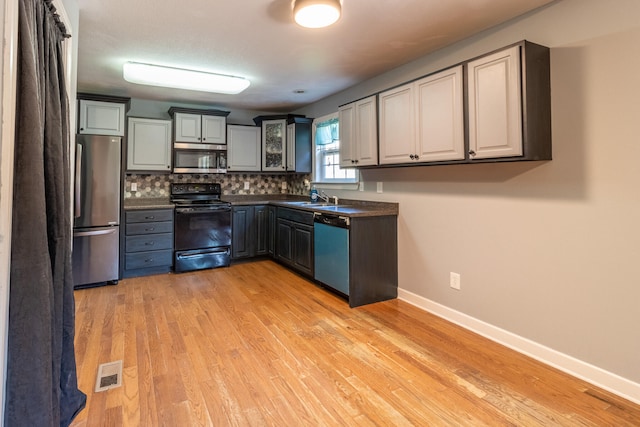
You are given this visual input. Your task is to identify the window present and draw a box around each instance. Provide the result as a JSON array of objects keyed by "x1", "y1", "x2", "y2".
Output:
[{"x1": 313, "y1": 113, "x2": 358, "y2": 184}]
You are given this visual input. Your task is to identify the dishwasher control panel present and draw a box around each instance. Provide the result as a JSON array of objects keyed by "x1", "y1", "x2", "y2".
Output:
[{"x1": 313, "y1": 213, "x2": 350, "y2": 228}]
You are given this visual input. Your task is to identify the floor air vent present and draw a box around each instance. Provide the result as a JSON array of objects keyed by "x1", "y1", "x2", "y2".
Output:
[{"x1": 95, "y1": 360, "x2": 123, "y2": 392}]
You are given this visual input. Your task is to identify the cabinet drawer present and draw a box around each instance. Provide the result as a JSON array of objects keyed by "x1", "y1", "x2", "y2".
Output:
[
  {"x1": 277, "y1": 207, "x2": 314, "y2": 225},
  {"x1": 125, "y1": 249, "x2": 173, "y2": 270},
  {"x1": 125, "y1": 233, "x2": 173, "y2": 253},
  {"x1": 126, "y1": 209, "x2": 173, "y2": 223},
  {"x1": 126, "y1": 221, "x2": 173, "y2": 235}
]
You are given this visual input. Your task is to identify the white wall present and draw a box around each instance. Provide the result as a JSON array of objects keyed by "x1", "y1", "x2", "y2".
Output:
[{"x1": 297, "y1": 0, "x2": 640, "y2": 401}]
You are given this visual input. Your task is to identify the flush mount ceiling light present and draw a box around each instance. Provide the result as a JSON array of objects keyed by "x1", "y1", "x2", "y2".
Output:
[
  {"x1": 122, "y1": 62, "x2": 250, "y2": 94},
  {"x1": 293, "y1": 0, "x2": 341, "y2": 28}
]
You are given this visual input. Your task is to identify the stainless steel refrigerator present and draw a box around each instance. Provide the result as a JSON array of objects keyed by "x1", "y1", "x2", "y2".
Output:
[{"x1": 72, "y1": 134, "x2": 121, "y2": 288}]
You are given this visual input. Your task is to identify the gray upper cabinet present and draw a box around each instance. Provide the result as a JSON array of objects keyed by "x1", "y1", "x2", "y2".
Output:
[
  {"x1": 168, "y1": 107, "x2": 230, "y2": 146},
  {"x1": 285, "y1": 117, "x2": 313, "y2": 173},
  {"x1": 466, "y1": 41, "x2": 551, "y2": 162},
  {"x1": 227, "y1": 124, "x2": 261, "y2": 172},
  {"x1": 253, "y1": 115, "x2": 313, "y2": 173},
  {"x1": 339, "y1": 95, "x2": 378, "y2": 167},
  {"x1": 78, "y1": 99, "x2": 126, "y2": 136},
  {"x1": 379, "y1": 66, "x2": 464, "y2": 165},
  {"x1": 261, "y1": 119, "x2": 287, "y2": 172},
  {"x1": 348, "y1": 40, "x2": 551, "y2": 168},
  {"x1": 174, "y1": 113, "x2": 226, "y2": 145},
  {"x1": 127, "y1": 117, "x2": 172, "y2": 172},
  {"x1": 467, "y1": 46, "x2": 522, "y2": 159}
]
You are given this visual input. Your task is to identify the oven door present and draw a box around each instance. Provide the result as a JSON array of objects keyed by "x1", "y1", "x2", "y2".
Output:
[{"x1": 174, "y1": 205, "x2": 232, "y2": 251}]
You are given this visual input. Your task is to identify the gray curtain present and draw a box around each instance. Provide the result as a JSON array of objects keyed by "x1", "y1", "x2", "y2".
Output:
[{"x1": 6, "y1": 0, "x2": 86, "y2": 425}]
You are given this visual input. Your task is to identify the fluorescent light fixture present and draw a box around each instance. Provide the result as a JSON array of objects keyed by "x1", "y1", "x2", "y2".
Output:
[
  {"x1": 293, "y1": 0, "x2": 341, "y2": 28},
  {"x1": 122, "y1": 62, "x2": 250, "y2": 94}
]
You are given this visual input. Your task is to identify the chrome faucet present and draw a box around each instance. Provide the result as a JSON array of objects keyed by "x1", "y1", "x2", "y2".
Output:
[{"x1": 320, "y1": 190, "x2": 339, "y2": 205}]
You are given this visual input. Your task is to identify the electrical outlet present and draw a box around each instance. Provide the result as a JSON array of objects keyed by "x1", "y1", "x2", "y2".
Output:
[
  {"x1": 244, "y1": 181, "x2": 250, "y2": 190},
  {"x1": 376, "y1": 182, "x2": 383, "y2": 193},
  {"x1": 450, "y1": 272, "x2": 461, "y2": 290},
  {"x1": 131, "y1": 183, "x2": 137, "y2": 192}
]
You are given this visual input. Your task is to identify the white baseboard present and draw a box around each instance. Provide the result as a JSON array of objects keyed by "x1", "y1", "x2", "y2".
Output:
[{"x1": 398, "y1": 288, "x2": 640, "y2": 405}]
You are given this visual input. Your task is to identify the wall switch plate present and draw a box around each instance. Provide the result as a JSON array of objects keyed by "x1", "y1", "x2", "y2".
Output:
[
  {"x1": 281, "y1": 181, "x2": 287, "y2": 190},
  {"x1": 244, "y1": 181, "x2": 250, "y2": 190},
  {"x1": 131, "y1": 183, "x2": 137, "y2": 192},
  {"x1": 450, "y1": 272, "x2": 461, "y2": 290},
  {"x1": 376, "y1": 182, "x2": 383, "y2": 193}
]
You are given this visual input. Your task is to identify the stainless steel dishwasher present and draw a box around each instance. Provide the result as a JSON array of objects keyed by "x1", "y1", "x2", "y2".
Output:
[{"x1": 314, "y1": 213, "x2": 350, "y2": 296}]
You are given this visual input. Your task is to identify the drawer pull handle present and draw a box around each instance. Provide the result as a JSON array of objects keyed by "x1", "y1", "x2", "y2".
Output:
[
  {"x1": 145, "y1": 242, "x2": 155, "y2": 246},
  {"x1": 145, "y1": 259, "x2": 153, "y2": 263},
  {"x1": 145, "y1": 227, "x2": 155, "y2": 231},
  {"x1": 145, "y1": 216, "x2": 155, "y2": 220}
]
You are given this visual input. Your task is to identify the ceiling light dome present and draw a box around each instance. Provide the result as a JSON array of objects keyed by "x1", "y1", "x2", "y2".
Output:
[
  {"x1": 122, "y1": 62, "x2": 250, "y2": 94},
  {"x1": 293, "y1": 0, "x2": 342, "y2": 29}
]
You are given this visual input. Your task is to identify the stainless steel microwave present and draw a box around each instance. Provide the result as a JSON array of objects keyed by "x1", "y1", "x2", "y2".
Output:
[{"x1": 173, "y1": 143, "x2": 227, "y2": 173}]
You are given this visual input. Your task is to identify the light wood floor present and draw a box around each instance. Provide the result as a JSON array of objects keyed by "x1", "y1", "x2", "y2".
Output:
[{"x1": 71, "y1": 260, "x2": 640, "y2": 426}]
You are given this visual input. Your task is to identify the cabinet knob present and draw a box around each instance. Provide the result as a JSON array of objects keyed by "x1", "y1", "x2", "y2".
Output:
[
  {"x1": 409, "y1": 154, "x2": 415, "y2": 160},
  {"x1": 203, "y1": 138, "x2": 206, "y2": 141},
  {"x1": 469, "y1": 150, "x2": 476, "y2": 157},
  {"x1": 414, "y1": 154, "x2": 419, "y2": 160},
  {"x1": 80, "y1": 128, "x2": 84, "y2": 131}
]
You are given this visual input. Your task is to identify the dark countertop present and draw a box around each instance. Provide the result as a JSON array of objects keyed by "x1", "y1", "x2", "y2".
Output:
[
  {"x1": 123, "y1": 198, "x2": 174, "y2": 210},
  {"x1": 221, "y1": 194, "x2": 306, "y2": 205},
  {"x1": 124, "y1": 194, "x2": 398, "y2": 217},
  {"x1": 224, "y1": 194, "x2": 399, "y2": 218}
]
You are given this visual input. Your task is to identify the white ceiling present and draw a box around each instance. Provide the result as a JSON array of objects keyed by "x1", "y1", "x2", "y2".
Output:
[{"x1": 76, "y1": 0, "x2": 555, "y2": 113}]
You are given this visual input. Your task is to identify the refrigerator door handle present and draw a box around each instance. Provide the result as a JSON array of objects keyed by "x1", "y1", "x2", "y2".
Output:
[
  {"x1": 73, "y1": 228, "x2": 118, "y2": 237},
  {"x1": 74, "y1": 143, "x2": 82, "y2": 218}
]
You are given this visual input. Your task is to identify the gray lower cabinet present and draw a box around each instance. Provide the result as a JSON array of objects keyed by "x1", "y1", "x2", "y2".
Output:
[
  {"x1": 232, "y1": 205, "x2": 274, "y2": 259},
  {"x1": 124, "y1": 208, "x2": 174, "y2": 278},
  {"x1": 347, "y1": 215, "x2": 398, "y2": 307},
  {"x1": 255, "y1": 205, "x2": 272, "y2": 256},
  {"x1": 232, "y1": 206, "x2": 255, "y2": 259},
  {"x1": 275, "y1": 207, "x2": 314, "y2": 277}
]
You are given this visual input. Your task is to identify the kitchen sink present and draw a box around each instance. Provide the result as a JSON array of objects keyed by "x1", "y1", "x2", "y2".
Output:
[
  {"x1": 286, "y1": 201, "x2": 336, "y2": 207},
  {"x1": 282, "y1": 201, "x2": 354, "y2": 211},
  {"x1": 315, "y1": 206, "x2": 343, "y2": 211}
]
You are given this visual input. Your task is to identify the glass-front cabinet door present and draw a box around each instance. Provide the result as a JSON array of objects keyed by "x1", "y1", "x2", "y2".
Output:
[{"x1": 262, "y1": 119, "x2": 286, "y2": 171}]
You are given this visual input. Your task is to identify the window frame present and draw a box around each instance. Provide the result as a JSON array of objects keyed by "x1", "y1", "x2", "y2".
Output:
[{"x1": 312, "y1": 112, "x2": 359, "y2": 188}]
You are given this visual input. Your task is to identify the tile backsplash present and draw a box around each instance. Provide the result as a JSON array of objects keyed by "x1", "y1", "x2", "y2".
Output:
[{"x1": 124, "y1": 173, "x2": 311, "y2": 199}]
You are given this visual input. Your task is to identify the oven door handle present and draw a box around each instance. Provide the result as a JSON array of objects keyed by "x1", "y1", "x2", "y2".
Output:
[
  {"x1": 175, "y1": 206, "x2": 232, "y2": 214},
  {"x1": 176, "y1": 248, "x2": 230, "y2": 259}
]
